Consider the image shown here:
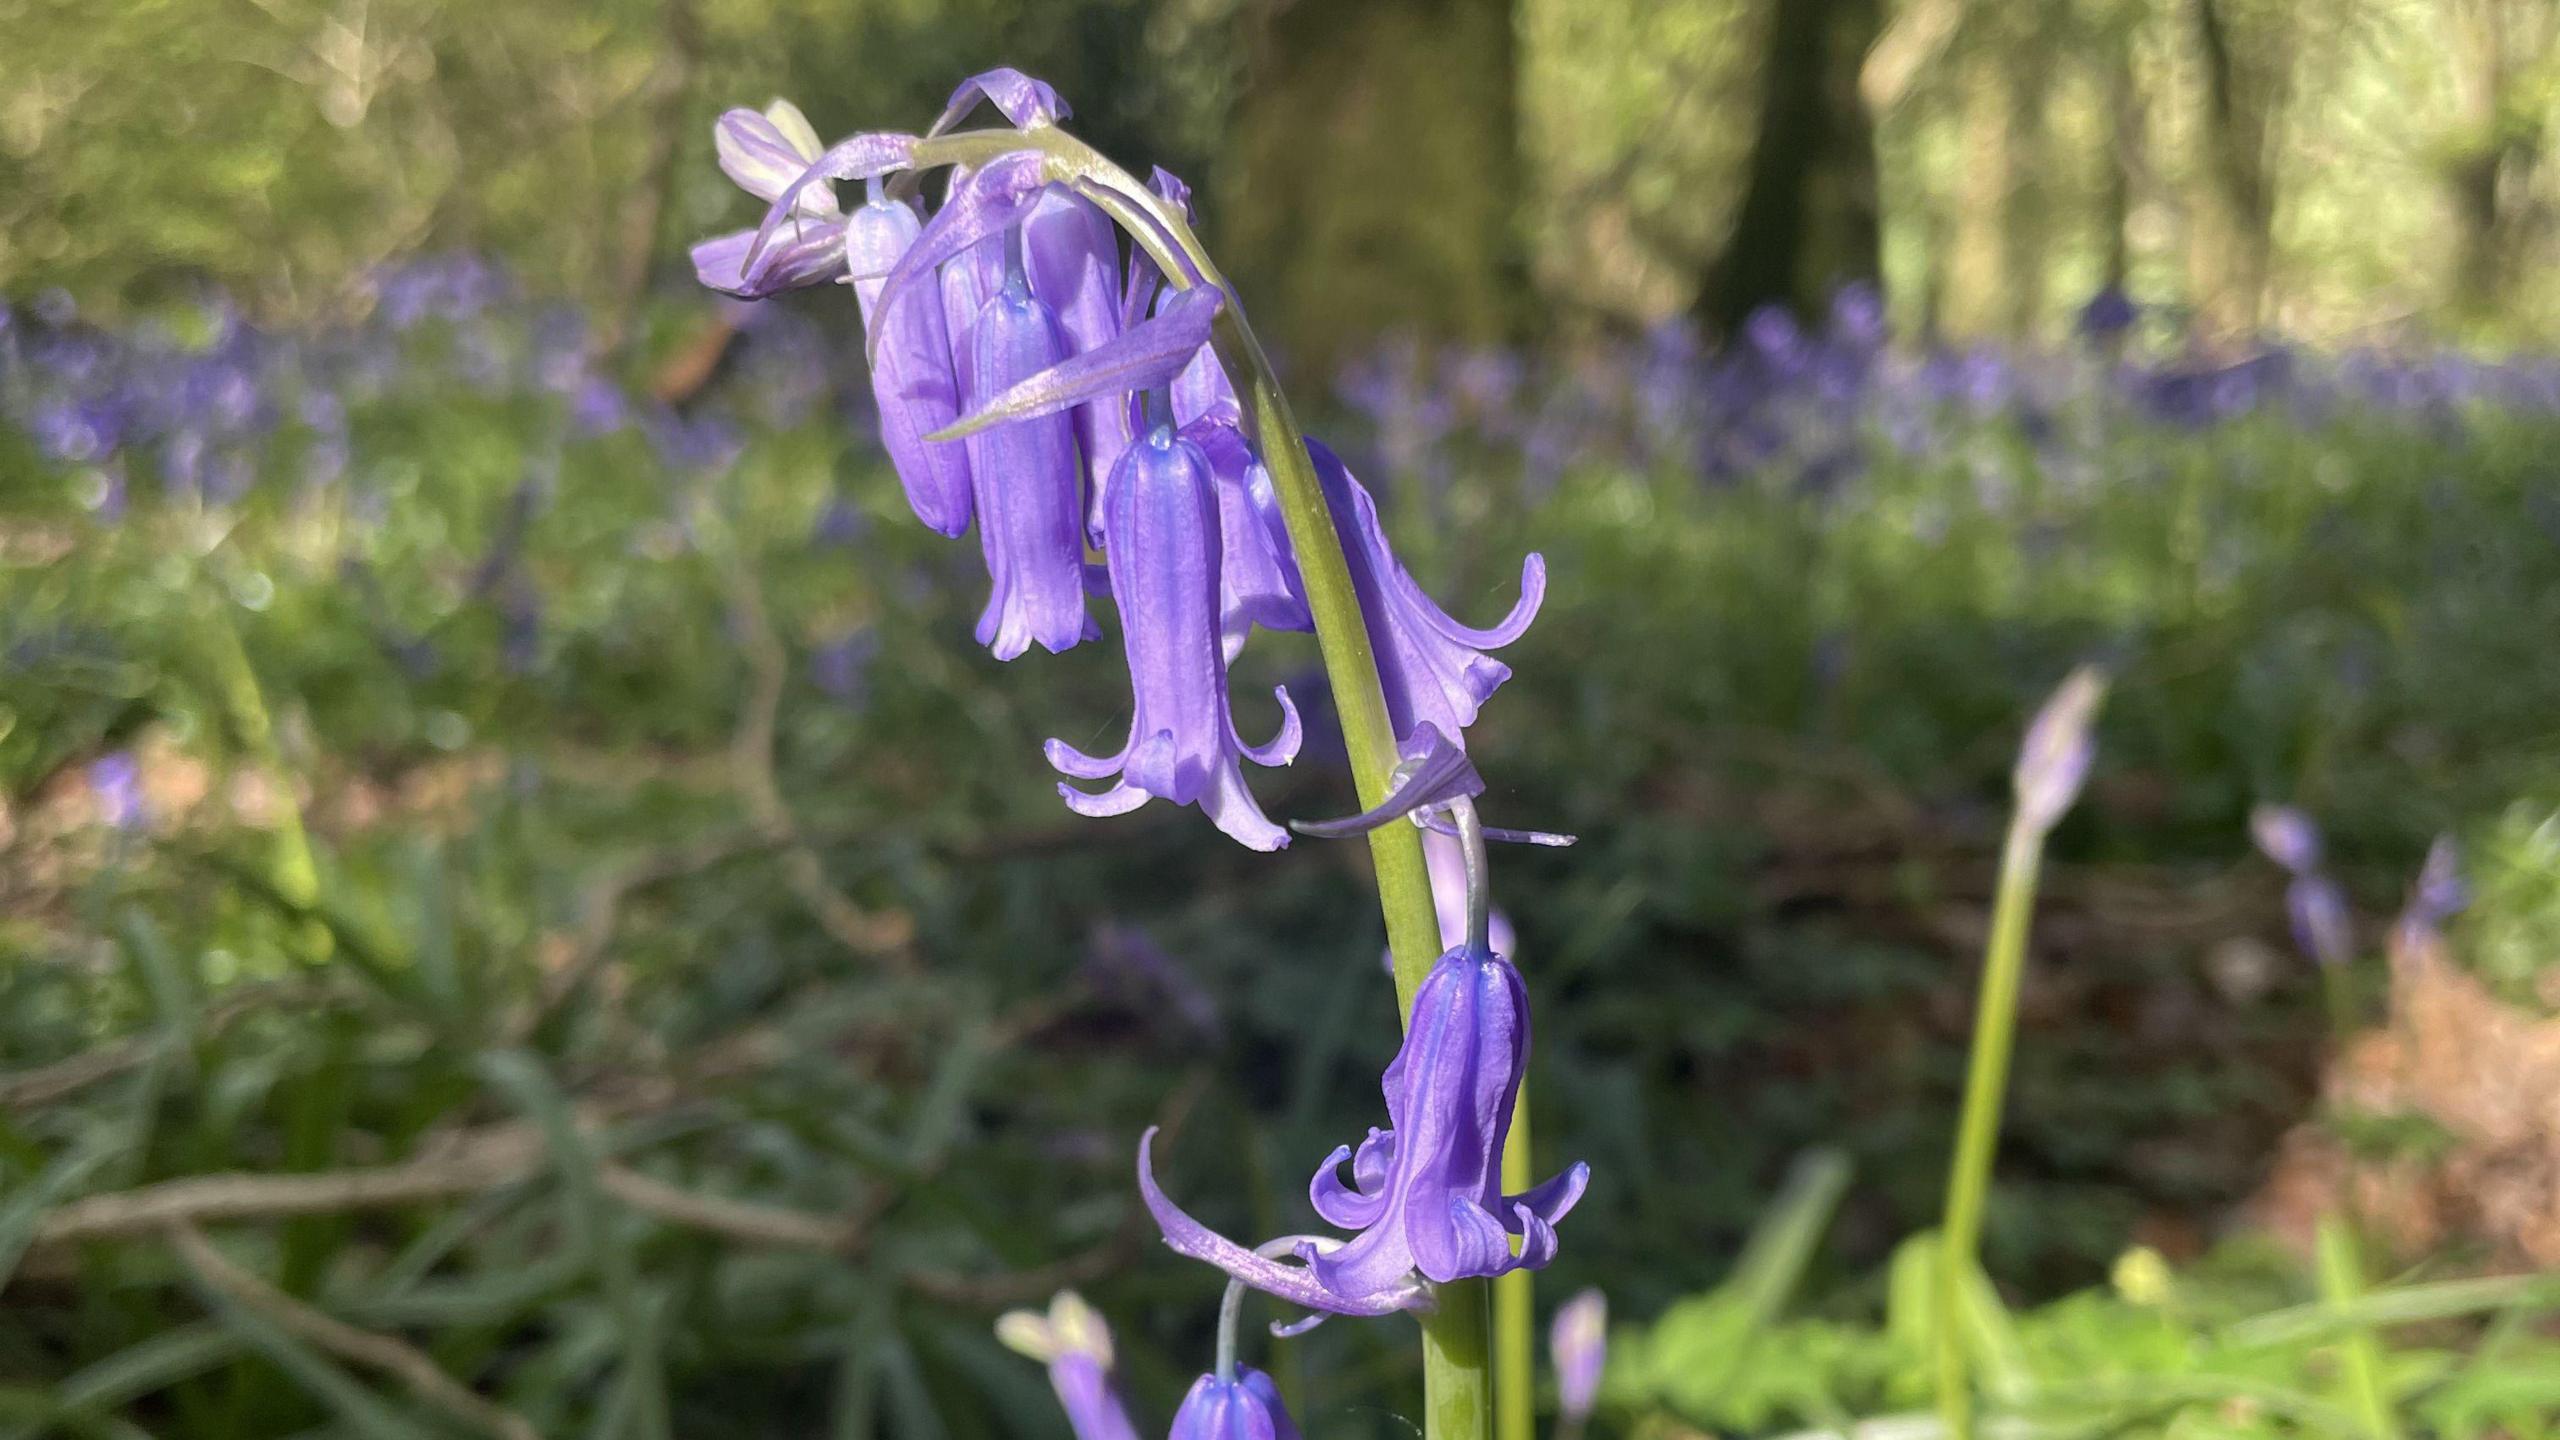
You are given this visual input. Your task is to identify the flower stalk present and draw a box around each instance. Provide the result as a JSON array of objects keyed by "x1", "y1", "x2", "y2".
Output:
[
  {"x1": 1934, "y1": 666, "x2": 2104, "y2": 1440},
  {"x1": 1129, "y1": 143, "x2": 1489, "y2": 1438}
]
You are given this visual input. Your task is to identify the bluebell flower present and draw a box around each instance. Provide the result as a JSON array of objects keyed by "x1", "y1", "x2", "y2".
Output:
[
  {"x1": 2393, "y1": 835, "x2": 2466, "y2": 953},
  {"x1": 1048, "y1": 423, "x2": 1299, "y2": 847},
  {"x1": 2250, "y1": 804, "x2": 2323, "y2": 875},
  {"x1": 2249, "y1": 803, "x2": 2356, "y2": 968},
  {"x1": 1021, "y1": 185, "x2": 1132, "y2": 508},
  {"x1": 1296, "y1": 942, "x2": 1587, "y2": 1295},
  {"x1": 1550, "y1": 1288, "x2": 1607, "y2": 1430},
  {"x1": 995, "y1": 1293, "x2": 1144, "y2": 1440},
  {"x1": 2013, "y1": 666, "x2": 2105, "y2": 834},
  {"x1": 2077, "y1": 287, "x2": 2139, "y2": 341},
  {"x1": 965, "y1": 267, "x2": 1096, "y2": 659},
  {"x1": 1139, "y1": 939, "x2": 1588, "y2": 1313},
  {"x1": 1185, "y1": 421, "x2": 1309, "y2": 659},
  {"x1": 2288, "y1": 874, "x2": 2354, "y2": 969},
  {"x1": 811, "y1": 627, "x2": 875, "y2": 705},
  {"x1": 1169, "y1": 1368, "x2": 1301, "y2": 1440},
  {"x1": 88, "y1": 751, "x2": 146, "y2": 831},
  {"x1": 844, "y1": 180, "x2": 975, "y2": 536},
  {"x1": 1304, "y1": 438, "x2": 1542, "y2": 749}
]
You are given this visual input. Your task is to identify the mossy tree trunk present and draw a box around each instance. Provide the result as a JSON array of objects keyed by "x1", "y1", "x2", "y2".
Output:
[
  {"x1": 1218, "y1": 0, "x2": 1526, "y2": 379},
  {"x1": 1696, "y1": 0, "x2": 1884, "y2": 337}
]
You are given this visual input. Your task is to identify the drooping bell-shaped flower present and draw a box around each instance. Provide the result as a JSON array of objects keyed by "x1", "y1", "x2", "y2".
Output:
[
  {"x1": 692, "y1": 111, "x2": 916, "y2": 299},
  {"x1": 1137, "y1": 940, "x2": 1588, "y2": 1315},
  {"x1": 1303, "y1": 438, "x2": 1543, "y2": 748},
  {"x1": 1168, "y1": 1368, "x2": 1301, "y2": 1440},
  {"x1": 1021, "y1": 187, "x2": 1133, "y2": 523},
  {"x1": 844, "y1": 182, "x2": 973, "y2": 537},
  {"x1": 2250, "y1": 803, "x2": 2323, "y2": 875},
  {"x1": 1186, "y1": 421, "x2": 1312, "y2": 659},
  {"x1": 2246, "y1": 801, "x2": 2354, "y2": 968},
  {"x1": 966, "y1": 264, "x2": 1096, "y2": 659},
  {"x1": 1300, "y1": 942, "x2": 1587, "y2": 1295},
  {"x1": 691, "y1": 103, "x2": 847, "y2": 297},
  {"x1": 995, "y1": 1292, "x2": 1144, "y2": 1440},
  {"x1": 1048, "y1": 423, "x2": 1300, "y2": 849}
]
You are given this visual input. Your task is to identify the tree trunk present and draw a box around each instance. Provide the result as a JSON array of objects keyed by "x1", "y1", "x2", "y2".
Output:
[
  {"x1": 1219, "y1": 0, "x2": 1525, "y2": 379},
  {"x1": 2442, "y1": 0, "x2": 2555, "y2": 319},
  {"x1": 2186, "y1": 0, "x2": 2279, "y2": 336},
  {"x1": 1697, "y1": 0, "x2": 1885, "y2": 337},
  {"x1": 1942, "y1": 52, "x2": 2015, "y2": 337}
]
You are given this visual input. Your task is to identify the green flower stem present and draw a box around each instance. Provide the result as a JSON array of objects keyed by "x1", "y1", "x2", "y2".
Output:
[
  {"x1": 203, "y1": 611, "x2": 329, "y2": 965},
  {"x1": 1239, "y1": 335, "x2": 1492, "y2": 1440},
  {"x1": 1495, "y1": 1097, "x2": 1534, "y2": 1440},
  {"x1": 2316, "y1": 1214, "x2": 2401, "y2": 1440},
  {"x1": 1933, "y1": 817, "x2": 2047, "y2": 1439}
]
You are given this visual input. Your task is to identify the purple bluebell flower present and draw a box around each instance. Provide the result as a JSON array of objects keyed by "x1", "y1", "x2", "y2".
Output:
[
  {"x1": 965, "y1": 268, "x2": 1096, "y2": 659},
  {"x1": 1550, "y1": 1287, "x2": 1607, "y2": 1429},
  {"x1": 1169, "y1": 1368, "x2": 1301, "y2": 1440},
  {"x1": 845, "y1": 182, "x2": 975, "y2": 536},
  {"x1": 88, "y1": 751, "x2": 146, "y2": 831},
  {"x1": 2077, "y1": 287, "x2": 2138, "y2": 341},
  {"x1": 1184, "y1": 421, "x2": 1309, "y2": 658},
  {"x1": 2250, "y1": 804, "x2": 2323, "y2": 875},
  {"x1": 927, "y1": 66, "x2": 1070, "y2": 135},
  {"x1": 2393, "y1": 835, "x2": 2466, "y2": 952},
  {"x1": 1303, "y1": 438, "x2": 1543, "y2": 748},
  {"x1": 1021, "y1": 186, "x2": 1131, "y2": 500},
  {"x1": 1296, "y1": 942, "x2": 1587, "y2": 1295},
  {"x1": 697, "y1": 119, "x2": 918, "y2": 299},
  {"x1": 2013, "y1": 666, "x2": 2106, "y2": 834},
  {"x1": 1139, "y1": 1129, "x2": 1431, "y2": 1319},
  {"x1": 1137, "y1": 940, "x2": 1588, "y2": 1314},
  {"x1": 1828, "y1": 283, "x2": 1887, "y2": 351},
  {"x1": 572, "y1": 377, "x2": 630, "y2": 436},
  {"x1": 1047, "y1": 423, "x2": 1300, "y2": 847},
  {"x1": 994, "y1": 1293, "x2": 1143, "y2": 1440},
  {"x1": 2288, "y1": 874, "x2": 2354, "y2": 969},
  {"x1": 2411, "y1": 835, "x2": 2465, "y2": 925},
  {"x1": 811, "y1": 627, "x2": 875, "y2": 704}
]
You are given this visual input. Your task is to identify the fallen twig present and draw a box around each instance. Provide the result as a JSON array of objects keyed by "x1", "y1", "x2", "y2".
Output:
[{"x1": 169, "y1": 1219, "x2": 544, "y2": 1440}]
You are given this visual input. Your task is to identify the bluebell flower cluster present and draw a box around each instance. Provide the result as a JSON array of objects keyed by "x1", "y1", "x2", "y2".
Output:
[
  {"x1": 1328, "y1": 284, "x2": 2560, "y2": 513},
  {"x1": 689, "y1": 74, "x2": 1547, "y2": 849},
  {"x1": 2252, "y1": 804, "x2": 2356, "y2": 969},
  {"x1": 1, "y1": 253, "x2": 876, "y2": 693}
]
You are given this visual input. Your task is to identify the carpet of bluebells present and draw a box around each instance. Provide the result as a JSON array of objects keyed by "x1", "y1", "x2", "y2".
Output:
[{"x1": 7, "y1": 264, "x2": 2560, "y2": 1437}]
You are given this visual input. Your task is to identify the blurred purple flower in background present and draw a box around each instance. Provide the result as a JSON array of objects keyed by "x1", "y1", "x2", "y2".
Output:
[
  {"x1": 2250, "y1": 804, "x2": 2356, "y2": 968},
  {"x1": 1550, "y1": 1287, "x2": 1608, "y2": 1433},
  {"x1": 2013, "y1": 666, "x2": 2106, "y2": 834},
  {"x1": 87, "y1": 752, "x2": 146, "y2": 832},
  {"x1": 995, "y1": 1293, "x2": 1144, "y2": 1440}
]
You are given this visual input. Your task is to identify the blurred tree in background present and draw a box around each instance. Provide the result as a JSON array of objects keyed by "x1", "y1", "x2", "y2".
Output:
[{"x1": 3, "y1": 0, "x2": 2558, "y2": 352}]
